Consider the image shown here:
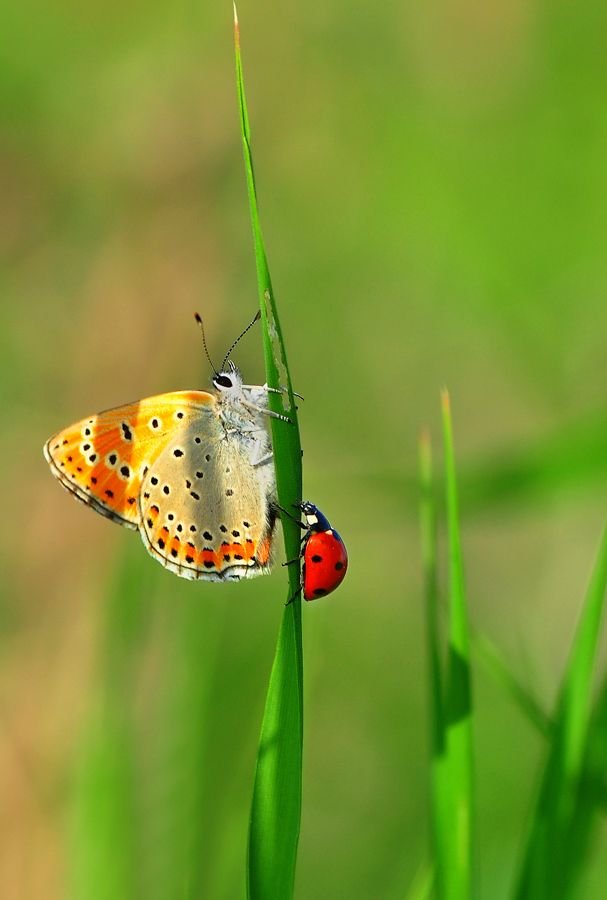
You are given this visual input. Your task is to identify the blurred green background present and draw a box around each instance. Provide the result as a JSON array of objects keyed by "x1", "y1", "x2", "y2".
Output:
[{"x1": 2, "y1": 0, "x2": 607, "y2": 897}]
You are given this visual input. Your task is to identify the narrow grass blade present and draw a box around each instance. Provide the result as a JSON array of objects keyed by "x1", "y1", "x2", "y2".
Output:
[
  {"x1": 68, "y1": 545, "x2": 152, "y2": 900},
  {"x1": 473, "y1": 631, "x2": 552, "y2": 738},
  {"x1": 515, "y1": 526, "x2": 607, "y2": 900},
  {"x1": 418, "y1": 430, "x2": 449, "y2": 893},
  {"x1": 559, "y1": 668, "x2": 607, "y2": 893},
  {"x1": 441, "y1": 390, "x2": 474, "y2": 899},
  {"x1": 233, "y1": 7, "x2": 304, "y2": 899},
  {"x1": 404, "y1": 860, "x2": 434, "y2": 900}
]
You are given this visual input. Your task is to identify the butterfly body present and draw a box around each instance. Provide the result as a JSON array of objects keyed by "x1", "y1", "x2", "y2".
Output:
[{"x1": 44, "y1": 364, "x2": 279, "y2": 581}]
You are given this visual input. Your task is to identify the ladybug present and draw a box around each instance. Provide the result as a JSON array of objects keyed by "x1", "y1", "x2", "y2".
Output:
[{"x1": 284, "y1": 501, "x2": 348, "y2": 601}]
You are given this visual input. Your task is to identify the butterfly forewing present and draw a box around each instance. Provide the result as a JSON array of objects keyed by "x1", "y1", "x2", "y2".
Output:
[{"x1": 44, "y1": 391, "x2": 217, "y2": 528}]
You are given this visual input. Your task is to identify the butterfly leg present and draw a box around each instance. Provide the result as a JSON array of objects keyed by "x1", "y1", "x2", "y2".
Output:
[
  {"x1": 242, "y1": 384, "x2": 304, "y2": 401},
  {"x1": 241, "y1": 399, "x2": 293, "y2": 425}
]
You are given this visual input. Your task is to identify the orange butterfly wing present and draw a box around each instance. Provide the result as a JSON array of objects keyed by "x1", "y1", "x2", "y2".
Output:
[{"x1": 44, "y1": 391, "x2": 217, "y2": 528}]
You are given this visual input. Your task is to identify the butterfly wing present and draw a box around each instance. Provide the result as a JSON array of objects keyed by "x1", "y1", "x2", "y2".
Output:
[
  {"x1": 44, "y1": 391, "x2": 217, "y2": 529},
  {"x1": 138, "y1": 420, "x2": 276, "y2": 581}
]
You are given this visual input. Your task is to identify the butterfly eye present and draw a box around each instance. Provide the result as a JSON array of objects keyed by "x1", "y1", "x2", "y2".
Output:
[{"x1": 214, "y1": 375, "x2": 233, "y2": 389}]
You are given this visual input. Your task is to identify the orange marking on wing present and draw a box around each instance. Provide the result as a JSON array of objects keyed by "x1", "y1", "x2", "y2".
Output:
[
  {"x1": 198, "y1": 548, "x2": 218, "y2": 568},
  {"x1": 256, "y1": 535, "x2": 272, "y2": 565}
]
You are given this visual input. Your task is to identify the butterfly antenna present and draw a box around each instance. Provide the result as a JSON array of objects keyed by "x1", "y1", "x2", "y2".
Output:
[
  {"x1": 194, "y1": 313, "x2": 218, "y2": 376},
  {"x1": 221, "y1": 310, "x2": 261, "y2": 371}
]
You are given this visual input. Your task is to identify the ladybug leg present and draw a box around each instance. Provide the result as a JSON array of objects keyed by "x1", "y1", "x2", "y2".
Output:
[
  {"x1": 282, "y1": 557, "x2": 301, "y2": 567},
  {"x1": 285, "y1": 585, "x2": 302, "y2": 606},
  {"x1": 273, "y1": 504, "x2": 307, "y2": 528}
]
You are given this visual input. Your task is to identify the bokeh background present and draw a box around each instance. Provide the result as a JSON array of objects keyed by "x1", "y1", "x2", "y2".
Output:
[{"x1": 2, "y1": 1, "x2": 607, "y2": 897}]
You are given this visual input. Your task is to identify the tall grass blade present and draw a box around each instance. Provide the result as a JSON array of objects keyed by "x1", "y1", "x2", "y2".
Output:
[
  {"x1": 418, "y1": 430, "x2": 449, "y2": 896},
  {"x1": 441, "y1": 390, "x2": 474, "y2": 899},
  {"x1": 515, "y1": 526, "x2": 607, "y2": 900},
  {"x1": 68, "y1": 545, "x2": 152, "y2": 900},
  {"x1": 233, "y1": 7, "x2": 304, "y2": 899}
]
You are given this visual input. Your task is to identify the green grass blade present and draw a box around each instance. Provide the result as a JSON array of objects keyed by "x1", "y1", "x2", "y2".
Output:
[
  {"x1": 404, "y1": 861, "x2": 434, "y2": 900},
  {"x1": 441, "y1": 390, "x2": 474, "y2": 900},
  {"x1": 233, "y1": 8, "x2": 304, "y2": 899},
  {"x1": 473, "y1": 631, "x2": 552, "y2": 738},
  {"x1": 418, "y1": 430, "x2": 450, "y2": 893},
  {"x1": 515, "y1": 526, "x2": 607, "y2": 900},
  {"x1": 68, "y1": 545, "x2": 152, "y2": 900},
  {"x1": 558, "y1": 668, "x2": 607, "y2": 893}
]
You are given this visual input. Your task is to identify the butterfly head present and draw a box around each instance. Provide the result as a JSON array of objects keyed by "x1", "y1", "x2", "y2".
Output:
[{"x1": 212, "y1": 360, "x2": 245, "y2": 400}]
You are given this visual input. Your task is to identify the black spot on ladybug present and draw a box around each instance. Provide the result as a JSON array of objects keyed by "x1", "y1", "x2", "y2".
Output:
[
  {"x1": 311, "y1": 554, "x2": 323, "y2": 563},
  {"x1": 203, "y1": 531, "x2": 213, "y2": 541},
  {"x1": 335, "y1": 561, "x2": 344, "y2": 570},
  {"x1": 173, "y1": 448, "x2": 184, "y2": 457},
  {"x1": 121, "y1": 422, "x2": 133, "y2": 441},
  {"x1": 314, "y1": 588, "x2": 328, "y2": 597},
  {"x1": 158, "y1": 538, "x2": 165, "y2": 549}
]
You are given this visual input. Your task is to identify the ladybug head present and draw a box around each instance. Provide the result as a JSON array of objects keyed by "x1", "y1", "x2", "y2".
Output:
[{"x1": 297, "y1": 501, "x2": 331, "y2": 532}]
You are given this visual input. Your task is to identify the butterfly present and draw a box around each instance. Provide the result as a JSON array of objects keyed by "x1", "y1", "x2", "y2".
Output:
[{"x1": 43, "y1": 313, "x2": 290, "y2": 582}]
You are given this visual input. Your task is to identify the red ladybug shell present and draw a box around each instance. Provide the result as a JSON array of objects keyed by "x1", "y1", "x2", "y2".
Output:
[{"x1": 302, "y1": 528, "x2": 348, "y2": 601}]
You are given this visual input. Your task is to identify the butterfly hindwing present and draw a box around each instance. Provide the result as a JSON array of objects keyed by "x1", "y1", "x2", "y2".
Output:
[
  {"x1": 44, "y1": 391, "x2": 217, "y2": 528},
  {"x1": 138, "y1": 419, "x2": 276, "y2": 581}
]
